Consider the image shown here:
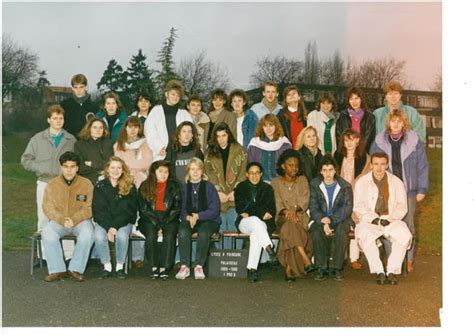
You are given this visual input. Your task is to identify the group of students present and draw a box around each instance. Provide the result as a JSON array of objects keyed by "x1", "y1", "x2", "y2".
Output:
[{"x1": 21, "y1": 74, "x2": 429, "y2": 285}]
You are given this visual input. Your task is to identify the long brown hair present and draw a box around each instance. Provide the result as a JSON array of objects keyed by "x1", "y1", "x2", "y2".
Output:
[
  {"x1": 115, "y1": 116, "x2": 144, "y2": 152},
  {"x1": 282, "y1": 85, "x2": 308, "y2": 122},
  {"x1": 140, "y1": 160, "x2": 171, "y2": 201},
  {"x1": 103, "y1": 156, "x2": 134, "y2": 196},
  {"x1": 78, "y1": 117, "x2": 109, "y2": 140},
  {"x1": 171, "y1": 121, "x2": 201, "y2": 152},
  {"x1": 206, "y1": 122, "x2": 236, "y2": 158},
  {"x1": 346, "y1": 86, "x2": 370, "y2": 112},
  {"x1": 338, "y1": 128, "x2": 366, "y2": 159},
  {"x1": 255, "y1": 114, "x2": 285, "y2": 141}
]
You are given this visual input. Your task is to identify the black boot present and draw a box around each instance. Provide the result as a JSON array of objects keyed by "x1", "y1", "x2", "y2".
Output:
[{"x1": 265, "y1": 245, "x2": 279, "y2": 265}]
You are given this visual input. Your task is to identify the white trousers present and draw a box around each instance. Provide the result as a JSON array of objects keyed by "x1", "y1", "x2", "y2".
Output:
[
  {"x1": 355, "y1": 220, "x2": 412, "y2": 275},
  {"x1": 37, "y1": 180, "x2": 75, "y2": 260},
  {"x1": 239, "y1": 216, "x2": 273, "y2": 270}
]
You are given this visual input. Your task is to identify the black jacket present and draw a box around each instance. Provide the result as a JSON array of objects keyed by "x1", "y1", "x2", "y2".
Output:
[
  {"x1": 92, "y1": 179, "x2": 138, "y2": 231},
  {"x1": 333, "y1": 150, "x2": 368, "y2": 180},
  {"x1": 74, "y1": 137, "x2": 114, "y2": 183},
  {"x1": 277, "y1": 109, "x2": 307, "y2": 145},
  {"x1": 137, "y1": 179, "x2": 182, "y2": 232},
  {"x1": 297, "y1": 146, "x2": 323, "y2": 185},
  {"x1": 335, "y1": 109, "x2": 376, "y2": 154},
  {"x1": 234, "y1": 180, "x2": 276, "y2": 235},
  {"x1": 60, "y1": 96, "x2": 98, "y2": 138},
  {"x1": 309, "y1": 176, "x2": 353, "y2": 230}
]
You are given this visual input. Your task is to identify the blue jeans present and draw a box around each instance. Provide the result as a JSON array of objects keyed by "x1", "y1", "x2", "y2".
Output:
[
  {"x1": 94, "y1": 224, "x2": 133, "y2": 265},
  {"x1": 42, "y1": 219, "x2": 94, "y2": 274},
  {"x1": 220, "y1": 208, "x2": 242, "y2": 249}
]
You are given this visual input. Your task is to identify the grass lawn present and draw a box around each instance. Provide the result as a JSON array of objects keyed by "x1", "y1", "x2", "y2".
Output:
[{"x1": 1, "y1": 133, "x2": 443, "y2": 255}]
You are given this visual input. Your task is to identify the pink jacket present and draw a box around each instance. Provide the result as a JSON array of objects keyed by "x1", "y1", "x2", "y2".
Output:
[{"x1": 114, "y1": 138, "x2": 153, "y2": 187}]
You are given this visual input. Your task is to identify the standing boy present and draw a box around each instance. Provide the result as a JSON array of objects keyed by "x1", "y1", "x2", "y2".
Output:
[
  {"x1": 249, "y1": 81, "x2": 283, "y2": 120},
  {"x1": 60, "y1": 74, "x2": 98, "y2": 138}
]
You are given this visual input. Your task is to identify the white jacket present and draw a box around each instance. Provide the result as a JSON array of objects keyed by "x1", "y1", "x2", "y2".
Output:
[
  {"x1": 144, "y1": 104, "x2": 193, "y2": 161},
  {"x1": 306, "y1": 110, "x2": 337, "y2": 155},
  {"x1": 353, "y1": 171, "x2": 407, "y2": 224}
]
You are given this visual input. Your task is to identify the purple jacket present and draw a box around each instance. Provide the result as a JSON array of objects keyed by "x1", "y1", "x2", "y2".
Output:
[
  {"x1": 180, "y1": 180, "x2": 221, "y2": 223},
  {"x1": 370, "y1": 130, "x2": 429, "y2": 196}
]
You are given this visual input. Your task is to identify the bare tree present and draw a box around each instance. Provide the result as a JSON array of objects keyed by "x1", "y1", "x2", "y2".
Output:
[
  {"x1": 2, "y1": 34, "x2": 39, "y2": 100},
  {"x1": 177, "y1": 50, "x2": 230, "y2": 101},
  {"x1": 300, "y1": 41, "x2": 322, "y2": 85},
  {"x1": 320, "y1": 50, "x2": 345, "y2": 86},
  {"x1": 250, "y1": 56, "x2": 302, "y2": 87},
  {"x1": 345, "y1": 57, "x2": 406, "y2": 89},
  {"x1": 431, "y1": 70, "x2": 442, "y2": 92}
]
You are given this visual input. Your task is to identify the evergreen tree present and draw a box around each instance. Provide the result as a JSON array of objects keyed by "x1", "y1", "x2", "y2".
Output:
[
  {"x1": 155, "y1": 27, "x2": 179, "y2": 101},
  {"x1": 36, "y1": 70, "x2": 51, "y2": 88},
  {"x1": 97, "y1": 59, "x2": 127, "y2": 94},
  {"x1": 126, "y1": 49, "x2": 155, "y2": 103}
]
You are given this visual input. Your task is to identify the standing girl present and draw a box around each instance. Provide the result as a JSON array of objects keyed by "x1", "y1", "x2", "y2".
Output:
[
  {"x1": 165, "y1": 121, "x2": 204, "y2": 185},
  {"x1": 307, "y1": 91, "x2": 338, "y2": 155},
  {"x1": 96, "y1": 92, "x2": 128, "y2": 141},
  {"x1": 335, "y1": 87, "x2": 376, "y2": 153},
  {"x1": 247, "y1": 114, "x2": 292, "y2": 183},
  {"x1": 74, "y1": 118, "x2": 114, "y2": 184},
  {"x1": 277, "y1": 85, "x2": 308, "y2": 148},
  {"x1": 205, "y1": 122, "x2": 247, "y2": 249}
]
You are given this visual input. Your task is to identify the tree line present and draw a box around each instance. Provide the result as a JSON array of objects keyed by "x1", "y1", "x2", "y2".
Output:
[{"x1": 2, "y1": 29, "x2": 441, "y2": 133}]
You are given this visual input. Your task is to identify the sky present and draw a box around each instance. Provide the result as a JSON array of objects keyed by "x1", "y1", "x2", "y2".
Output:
[{"x1": 2, "y1": 1, "x2": 441, "y2": 92}]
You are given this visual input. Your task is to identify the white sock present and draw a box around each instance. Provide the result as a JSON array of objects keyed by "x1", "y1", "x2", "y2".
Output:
[
  {"x1": 104, "y1": 263, "x2": 112, "y2": 272},
  {"x1": 152, "y1": 267, "x2": 157, "y2": 271},
  {"x1": 116, "y1": 263, "x2": 124, "y2": 271}
]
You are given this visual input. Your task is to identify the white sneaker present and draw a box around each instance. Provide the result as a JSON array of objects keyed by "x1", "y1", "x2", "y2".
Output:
[
  {"x1": 194, "y1": 265, "x2": 206, "y2": 280},
  {"x1": 175, "y1": 265, "x2": 190, "y2": 280}
]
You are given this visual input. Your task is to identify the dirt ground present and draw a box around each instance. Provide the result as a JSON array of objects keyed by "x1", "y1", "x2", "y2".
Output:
[{"x1": 2, "y1": 250, "x2": 441, "y2": 327}]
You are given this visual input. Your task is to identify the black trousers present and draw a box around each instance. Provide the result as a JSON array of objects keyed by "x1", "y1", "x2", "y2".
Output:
[
  {"x1": 178, "y1": 220, "x2": 219, "y2": 267},
  {"x1": 142, "y1": 220, "x2": 178, "y2": 271},
  {"x1": 309, "y1": 221, "x2": 350, "y2": 271}
]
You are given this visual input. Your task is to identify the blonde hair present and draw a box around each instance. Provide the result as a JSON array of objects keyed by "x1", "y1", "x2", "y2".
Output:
[
  {"x1": 385, "y1": 108, "x2": 411, "y2": 132},
  {"x1": 103, "y1": 156, "x2": 134, "y2": 195},
  {"x1": 184, "y1": 157, "x2": 208, "y2": 182},
  {"x1": 294, "y1": 126, "x2": 318, "y2": 151}
]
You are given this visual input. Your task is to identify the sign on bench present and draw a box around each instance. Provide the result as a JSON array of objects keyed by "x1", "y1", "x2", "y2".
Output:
[{"x1": 208, "y1": 249, "x2": 249, "y2": 278}]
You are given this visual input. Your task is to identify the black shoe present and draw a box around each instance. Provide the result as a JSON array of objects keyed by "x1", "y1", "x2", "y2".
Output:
[
  {"x1": 116, "y1": 269, "x2": 127, "y2": 280},
  {"x1": 314, "y1": 269, "x2": 328, "y2": 281},
  {"x1": 285, "y1": 275, "x2": 296, "y2": 283},
  {"x1": 266, "y1": 246, "x2": 279, "y2": 266},
  {"x1": 331, "y1": 269, "x2": 344, "y2": 281},
  {"x1": 248, "y1": 269, "x2": 260, "y2": 283},
  {"x1": 376, "y1": 272, "x2": 386, "y2": 285},
  {"x1": 304, "y1": 263, "x2": 317, "y2": 274},
  {"x1": 99, "y1": 270, "x2": 111, "y2": 279},
  {"x1": 150, "y1": 269, "x2": 160, "y2": 280},
  {"x1": 386, "y1": 273, "x2": 398, "y2": 285},
  {"x1": 159, "y1": 270, "x2": 170, "y2": 281}
]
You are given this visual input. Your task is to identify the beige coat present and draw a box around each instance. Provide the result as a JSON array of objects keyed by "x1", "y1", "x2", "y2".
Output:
[
  {"x1": 204, "y1": 143, "x2": 247, "y2": 212},
  {"x1": 43, "y1": 175, "x2": 93, "y2": 226}
]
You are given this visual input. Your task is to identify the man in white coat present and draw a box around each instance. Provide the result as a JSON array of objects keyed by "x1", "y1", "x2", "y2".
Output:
[
  {"x1": 354, "y1": 152, "x2": 412, "y2": 285},
  {"x1": 144, "y1": 80, "x2": 193, "y2": 161}
]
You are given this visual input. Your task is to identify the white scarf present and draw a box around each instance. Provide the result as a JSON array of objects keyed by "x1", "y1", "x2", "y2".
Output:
[
  {"x1": 248, "y1": 136, "x2": 291, "y2": 151},
  {"x1": 125, "y1": 137, "x2": 147, "y2": 160}
]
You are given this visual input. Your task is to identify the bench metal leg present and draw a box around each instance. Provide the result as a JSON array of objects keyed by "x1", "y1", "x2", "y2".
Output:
[{"x1": 30, "y1": 237, "x2": 36, "y2": 276}]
